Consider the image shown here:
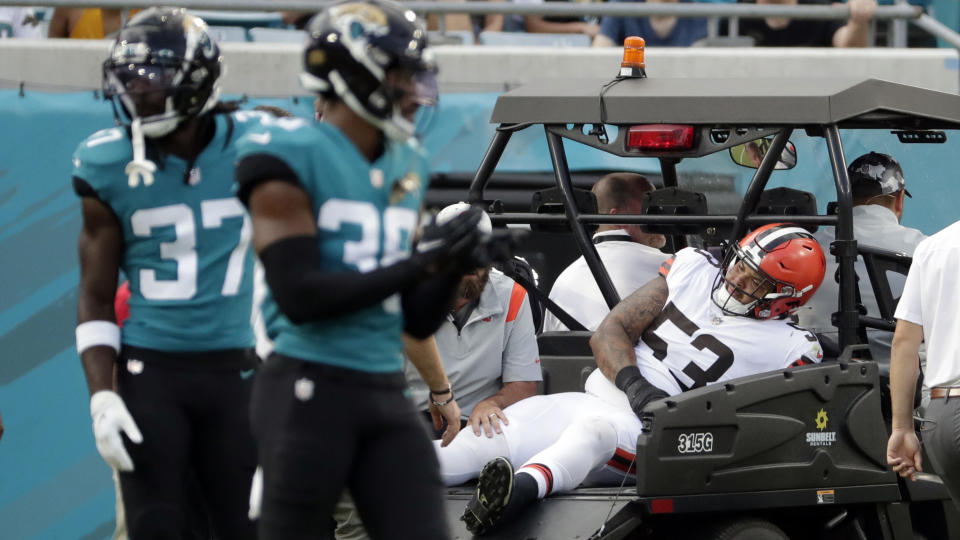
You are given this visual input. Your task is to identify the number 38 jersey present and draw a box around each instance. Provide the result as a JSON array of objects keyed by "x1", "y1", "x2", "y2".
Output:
[
  {"x1": 637, "y1": 247, "x2": 822, "y2": 396},
  {"x1": 72, "y1": 111, "x2": 260, "y2": 352},
  {"x1": 234, "y1": 119, "x2": 429, "y2": 373}
]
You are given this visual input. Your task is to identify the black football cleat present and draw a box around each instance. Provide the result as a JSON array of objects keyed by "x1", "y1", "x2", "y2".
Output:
[{"x1": 461, "y1": 457, "x2": 516, "y2": 536}]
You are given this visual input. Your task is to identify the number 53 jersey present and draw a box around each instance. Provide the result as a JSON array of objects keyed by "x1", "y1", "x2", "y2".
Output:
[
  {"x1": 234, "y1": 119, "x2": 429, "y2": 373},
  {"x1": 72, "y1": 112, "x2": 259, "y2": 352},
  {"x1": 636, "y1": 247, "x2": 823, "y2": 396}
]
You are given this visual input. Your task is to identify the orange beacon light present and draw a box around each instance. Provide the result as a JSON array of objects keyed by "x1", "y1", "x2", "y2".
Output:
[{"x1": 620, "y1": 36, "x2": 646, "y2": 78}]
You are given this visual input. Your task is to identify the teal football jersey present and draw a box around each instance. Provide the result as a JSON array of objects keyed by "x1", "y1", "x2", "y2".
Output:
[
  {"x1": 73, "y1": 112, "x2": 261, "y2": 352},
  {"x1": 235, "y1": 118, "x2": 430, "y2": 373}
]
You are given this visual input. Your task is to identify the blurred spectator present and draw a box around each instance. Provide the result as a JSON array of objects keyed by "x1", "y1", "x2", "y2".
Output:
[
  {"x1": 48, "y1": 8, "x2": 137, "y2": 38},
  {"x1": 726, "y1": 0, "x2": 876, "y2": 47},
  {"x1": 876, "y1": 0, "x2": 934, "y2": 47},
  {"x1": 479, "y1": 0, "x2": 509, "y2": 33},
  {"x1": 0, "y1": 408, "x2": 4, "y2": 442},
  {"x1": 507, "y1": 0, "x2": 601, "y2": 37},
  {"x1": 543, "y1": 173, "x2": 669, "y2": 331},
  {"x1": 594, "y1": 0, "x2": 708, "y2": 47},
  {"x1": 284, "y1": 3, "x2": 476, "y2": 38},
  {"x1": 0, "y1": 7, "x2": 44, "y2": 38},
  {"x1": 281, "y1": 10, "x2": 312, "y2": 29},
  {"x1": 425, "y1": 0, "x2": 475, "y2": 35}
]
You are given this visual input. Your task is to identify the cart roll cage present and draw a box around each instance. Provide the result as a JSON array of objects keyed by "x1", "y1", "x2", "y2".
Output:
[{"x1": 467, "y1": 77, "x2": 960, "y2": 353}]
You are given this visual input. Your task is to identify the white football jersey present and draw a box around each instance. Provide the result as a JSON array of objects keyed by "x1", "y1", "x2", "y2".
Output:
[{"x1": 633, "y1": 247, "x2": 822, "y2": 396}]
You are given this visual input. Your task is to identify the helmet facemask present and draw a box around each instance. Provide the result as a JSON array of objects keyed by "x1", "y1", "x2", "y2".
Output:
[
  {"x1": 382, "y1": 63, "x2": 438, "y2": 141},
  {"x1": 712, "y1": 241, "x2": 809, "y2": 320},
  {"x1": 101, "y1": 9, "x2": 222, "y2": 187},
  {"x1": 103, "y1": 54, "x2": 221, "y2": 139}
]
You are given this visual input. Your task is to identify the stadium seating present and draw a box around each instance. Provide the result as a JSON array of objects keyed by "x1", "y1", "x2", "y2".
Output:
[
  {"x1": 207, "y1": 25, "x2": 249, "y2": 43},
  {"x1": 478, "y1": 31, "x2": 591, "y2": 47},
  {"x1": 249, "y1": 27, "x2": 307, "y2": 43},
  {"x1": 428, "y1": 30, "x2": 476, "y2": 45},
  {"x1": 193, "y1": 10, "x2": 284, "y2": 28}
]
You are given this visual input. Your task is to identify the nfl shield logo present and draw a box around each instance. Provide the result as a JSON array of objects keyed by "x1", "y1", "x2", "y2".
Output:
[
  {"x1": 294, "y1": 377, "x2": 315, "y2": 401},
  {"x1": 187, "y1": 167, "x2": 202, "y2": 186},
  {"x1": 127, "y1": 359, "x2": 144, "y2": 375}
]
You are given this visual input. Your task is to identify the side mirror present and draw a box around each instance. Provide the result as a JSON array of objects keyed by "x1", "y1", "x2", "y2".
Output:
[{"x1": 730, "y1": 137, "x2": 797, "y2": 170}]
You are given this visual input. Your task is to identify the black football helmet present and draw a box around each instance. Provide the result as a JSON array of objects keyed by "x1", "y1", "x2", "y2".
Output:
[
  {"x1": 103, "y1": 7, "x2": 222, "y2": 138},
  {"x1": 299, "y1": 0, "x2": 438, "y2": 141}
]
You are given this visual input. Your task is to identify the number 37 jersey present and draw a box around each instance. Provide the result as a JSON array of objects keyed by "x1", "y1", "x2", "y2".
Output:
[
  {"x1": 636, "y1": 247, "x2": 823, "y2": 396},
  {"x1": 72, "y1": 112, "x2": 257, "y2": 352}
]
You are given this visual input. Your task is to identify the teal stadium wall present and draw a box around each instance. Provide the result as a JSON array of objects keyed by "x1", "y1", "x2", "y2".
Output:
[{"x1": 0, "y1": 88, "x2": 955, "y2": 538}]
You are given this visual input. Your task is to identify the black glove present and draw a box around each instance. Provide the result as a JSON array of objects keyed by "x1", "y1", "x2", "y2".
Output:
[
  {"x1": 413, "y1": 206, "x2": 483, "y2": 275},
  {"x1": 615, "y1": 365, "x2": 668, "y2": 418}
]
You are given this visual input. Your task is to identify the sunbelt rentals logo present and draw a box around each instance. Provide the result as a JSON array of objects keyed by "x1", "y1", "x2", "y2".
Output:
[{"x1": 806, "y1": 408, "x2": 837, "y2": 447}]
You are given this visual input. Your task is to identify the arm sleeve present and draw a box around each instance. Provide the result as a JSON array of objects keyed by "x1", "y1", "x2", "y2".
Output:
[
  {"x1": 234, "y1": 153, "x2": 302, "y2": 206},
  {"x1": 72, "y1": 176, "x2": 100, "y2": 199},
  {"x1": 400, "y1": 271, "x2": 461, "y2": 339},
  {"x1": 501, "y1": 294, "x2": 543, "y2": 382},
  {"x1": 259, "y1": 235, "x2": 423, "y2": 325}
]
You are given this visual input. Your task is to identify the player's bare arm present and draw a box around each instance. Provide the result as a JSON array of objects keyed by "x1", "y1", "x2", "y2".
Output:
[
  {"x1": 469, "y1": 381, "x2": 538, "y2": 438},
  {"x1": 591, "y1": 275, "x2": 669, "y2": 382},
  {"x1": 403, "y1": 333, "x2": 462, "y2": 447},
  {"x1": 246, "y1": 179, "x2": 318, "y2": 253},
  {"x1": 77, "y1": 196, "x2": 123, "y2": 396},
  {"x1": 78, "y1": 194, "x2": 143, "y2": 472}
]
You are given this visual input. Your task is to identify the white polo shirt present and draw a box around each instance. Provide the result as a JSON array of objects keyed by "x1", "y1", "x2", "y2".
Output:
[
  {"x1": 798, "y1": 205, "x2": 926, "y2": 366},
  {"x1": 405, "y1": 270, "x2": 542, "y2": 416},
  {"x1": 895, "y1": 220, "x2": 960, "y2": 388},
  {"x1": 543, "y1": 230, "x2": 670, "y2": 332}
]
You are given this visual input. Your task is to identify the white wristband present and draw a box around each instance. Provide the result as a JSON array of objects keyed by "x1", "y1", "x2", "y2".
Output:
[{"x1": 76, "y1": 321, "x2": 121, "y2": 355}]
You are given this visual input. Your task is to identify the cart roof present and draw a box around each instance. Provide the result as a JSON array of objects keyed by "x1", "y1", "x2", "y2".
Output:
[{"x1": 490, "y1": 77, "x2": 960, "y2": 129}]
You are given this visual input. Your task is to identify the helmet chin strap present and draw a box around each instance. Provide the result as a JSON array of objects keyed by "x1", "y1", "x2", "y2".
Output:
[{"x1": 125, "y1": 118, "x2": 157, "y2": 188}]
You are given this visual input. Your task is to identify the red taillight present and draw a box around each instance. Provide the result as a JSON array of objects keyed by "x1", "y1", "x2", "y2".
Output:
[
  {"x1": 626, "y1": 125, "x2": 695, "y2": 150},
  {"x1": 650, "y1": 498, "x2": 675, "y2": 514}
]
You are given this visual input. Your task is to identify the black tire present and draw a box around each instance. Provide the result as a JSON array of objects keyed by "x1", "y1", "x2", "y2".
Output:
[{"x1": 701, "y1": 518, "x2": 789, "y2": 540}]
